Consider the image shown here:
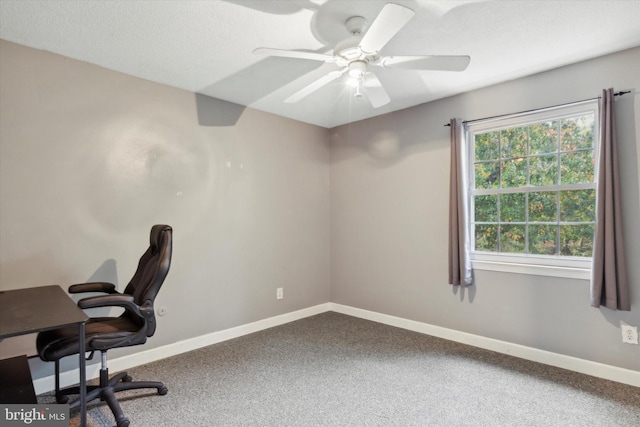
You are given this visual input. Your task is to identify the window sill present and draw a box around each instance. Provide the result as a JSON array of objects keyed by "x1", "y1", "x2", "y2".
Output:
[{"x1": 471, "y1": 256, "x2": 591, "y2": 280}]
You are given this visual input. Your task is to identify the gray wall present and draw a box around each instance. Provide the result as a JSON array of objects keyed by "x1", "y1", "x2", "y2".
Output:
[
  {"x1": 0, "y1": 40, "x2": 331, "y2": 375},
  {"x1": 330, "y1": 47, "x2": 640, "y2": 371},
  {"x1": 1, "y1": 39, "x2": 639, "y2": 379}
]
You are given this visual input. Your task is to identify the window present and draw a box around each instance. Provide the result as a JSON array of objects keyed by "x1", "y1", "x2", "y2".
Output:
[{"x1": 466, "y1": 101, "x2": 599, "y2": 278}]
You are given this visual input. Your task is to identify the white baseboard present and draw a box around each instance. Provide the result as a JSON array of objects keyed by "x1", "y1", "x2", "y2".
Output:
[
  {"x1": 34, "y1": 302, "x2": 639, "y2": 393},
  {"x1": 328, "y1": 303, "x2": 640, "y2": 387},
  {"x1": 33, "y1": 303, "x2": 331, "y2": 394}
]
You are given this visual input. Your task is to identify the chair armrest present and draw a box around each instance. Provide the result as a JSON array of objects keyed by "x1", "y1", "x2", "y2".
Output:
[
  {"x1": 68, "y1": 282, "x2": 118, "y2": 294},
  {"x1": 77, "y1": 294, "x2": 153, "y2": 319}
]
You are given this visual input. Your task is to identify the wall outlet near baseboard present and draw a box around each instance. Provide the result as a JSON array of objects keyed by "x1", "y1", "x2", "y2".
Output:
[
  {"x1": 276, "y1": 287, "x2": 283, "y2": 300},
  {"x1": 621, "y1": 323, "x2": 638, "y2": 344}
]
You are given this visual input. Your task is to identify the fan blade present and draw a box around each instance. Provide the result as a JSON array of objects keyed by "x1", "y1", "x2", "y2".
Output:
[
  {"x1": 381, "y1": 55, "x2": 471, "y2": 71},
  {"x1": 362, "y1": 73, "x2": 390, "y2": 108},
  {"x1": 253, "y1": 47, "x2": 335, "y2": 63},
  {"x1": 358, "y1": 3, "x2": 415, "y2": 55},
  {"x1": 285, "y1": 69, "x2": 346, "y2": 103}
]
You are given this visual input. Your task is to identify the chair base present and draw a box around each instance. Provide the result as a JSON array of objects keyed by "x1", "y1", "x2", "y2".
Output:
[{"x1": 55, "y1": 356, "x2": 167, "y2": 427}]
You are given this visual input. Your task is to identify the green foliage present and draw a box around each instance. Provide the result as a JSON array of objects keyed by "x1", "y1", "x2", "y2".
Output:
[
  {"x1": 528, "y1": 225, "x2": 557, "y2": 255},
  {"x1": 530, "y1": 154, "x2": 558, "y2": 186},
  {"x1": 561, "y1": 116, "x2": 594, "y2": 151},
  {"x1": 528, "y1": 191, "x2": 557, "y2": 222},
  {"x1": 560, "y1": 190, "x2": 596, "y2": 222},
  {"x1": 472, "y1": 113, "x2": 596, "y2": 257},
  {"x1": 475, "y1": 162, "x2": 499, "y2": 189},
  {"x1": 500, "y1": 193, "x2": 525, "y2": 222},
  {"x1": 501, "y1": 158, "x2": 527, "y2": 187},
  {"x1": 529, "y1": 121, "x2": 558, "y2": 154},
  {"x1": 561, "y1": 151, "x2": 594, "y2": 184},
  {"x1": 560, "y1": 224, "x2": 594, "y2": 257},
  {"x1": 500, "y1": 224, "x2": 526, "y2": 253},
  {"x1": 501, "y1": 127, "x2": 527, "y2": 158},
  {"x1": 475, "y1": 224, "x2": 498, "y2": 252},
  {"x1": 474, "y1": 195, "x2": 497, "y2": 222}
]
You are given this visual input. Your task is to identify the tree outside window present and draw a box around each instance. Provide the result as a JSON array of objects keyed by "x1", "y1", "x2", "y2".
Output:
[{"x1": 469, "y1": 102, "x2": 598, "y2": 264}]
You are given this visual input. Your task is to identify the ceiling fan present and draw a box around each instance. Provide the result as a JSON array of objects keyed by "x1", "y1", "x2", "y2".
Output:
[{"x1": 253, "y1": 3, "x2": 470, "y2": 108}]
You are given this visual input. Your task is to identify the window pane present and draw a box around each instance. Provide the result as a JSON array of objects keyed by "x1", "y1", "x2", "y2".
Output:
[
  {"x1": 500, "y1": 193, "x2": 526, "y2": 222},
  {"x1": 561, "y1": 115, "x2": 594, "y2": 151},
  {"x1": 529, "y1": 154, "x2": 558, "y2": 186},
  {"x1": 529, "y1": 191, "x2": 557, "y2": 222},
  {"x1": 560, "y1": 151, "x2": 595, "y2": 184},
  {"x1": 560, "y1": 189, "x2": 596, "y2": 222},
  {"x1": 529, "y1": 225, "x2": 558, "y2": 255},
  {"x1": 501, "y1": 159, "x2": 526, "y2": 188},
  {"x1": 475, "y1": 131, "x2": 500, "y2": 161},
  {"x1": 475, "y1": 161, "x2": 499, "y2": 189},
  {"x1": 500, "y1": 224, "x2": 525, "y2": 253},
  {"x1": 559, "y1": 224, "x2": 594, "y2": 257},
  {"x1": 501, "y1": 127, "x2": 527, "y2": 159},
  {"x1": 475, "y1": 224, "x2": 498, "y2": 252},
  {"x1": 475, "y1": 194, "x2": 498, "y2": 222},
  {"x1": 529, "y1": 121, "x2": 558, "y2": 155}
]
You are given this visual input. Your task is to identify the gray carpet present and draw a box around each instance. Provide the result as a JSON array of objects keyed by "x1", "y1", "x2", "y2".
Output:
[{"x1": 40, "y1": 312, "x2": 640, "y2": 426}]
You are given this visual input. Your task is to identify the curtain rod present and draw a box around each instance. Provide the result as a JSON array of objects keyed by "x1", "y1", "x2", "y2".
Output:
[{"x1": 443, "y1": 90, "x2": 631, "y2": 127}]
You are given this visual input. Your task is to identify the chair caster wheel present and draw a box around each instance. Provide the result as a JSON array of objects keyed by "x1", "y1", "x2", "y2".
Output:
[
  {"x1": 123, "y1": 375, "x2": 133, "y2": 382},
  {"x1": 158, "y1": 386, "x2": 168, "y2": 395},
  {"x1": 56, "y1": 395, "x2": 69, "y2": 404},
  {"x1": 117, "y1": 418, "x2": 130, "y2": 427}
]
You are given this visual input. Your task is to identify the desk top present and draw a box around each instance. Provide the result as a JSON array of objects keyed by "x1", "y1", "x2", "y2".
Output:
[{"x1": 0, "y1": 285, "x2": 88, "y2": 339}]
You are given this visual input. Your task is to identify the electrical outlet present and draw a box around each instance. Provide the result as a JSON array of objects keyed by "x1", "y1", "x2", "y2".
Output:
[
  {"x1": 276, "y1": 287, "x2": 283, "y2": 300},
  {"x1": 621, "y1": 323, "x2": 638, "y2": 344}
]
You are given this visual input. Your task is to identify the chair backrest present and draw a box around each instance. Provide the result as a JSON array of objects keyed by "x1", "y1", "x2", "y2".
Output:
[{"x1": 123, "y1": 224, "x2": 172, "y2": 336}]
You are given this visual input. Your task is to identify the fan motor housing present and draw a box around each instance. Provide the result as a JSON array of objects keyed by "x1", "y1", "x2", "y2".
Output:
[
  {"x1": 348, "y1": 60, "x2": 367, "y2": 79},
  {"x1": 334, "y1": 36, "x2": 363, "y2": 62}
]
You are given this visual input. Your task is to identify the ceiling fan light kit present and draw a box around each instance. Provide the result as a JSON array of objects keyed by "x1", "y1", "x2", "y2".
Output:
[
  {"x1": 347, "y1": 60, "x2": 367, "y2": 79},
  {"x1": 254, "y1": 3, "x2": 470, "y2": 108}
]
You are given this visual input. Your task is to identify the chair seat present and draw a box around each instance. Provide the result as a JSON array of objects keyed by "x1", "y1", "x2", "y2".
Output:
[{"x1": 37, "y1": 316, "x2": 144, "y2": 361}]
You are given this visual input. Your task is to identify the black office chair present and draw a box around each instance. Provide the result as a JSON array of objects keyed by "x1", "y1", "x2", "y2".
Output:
[{"x1": 37, "y1": 224, "x2": 172, "y2": 427}]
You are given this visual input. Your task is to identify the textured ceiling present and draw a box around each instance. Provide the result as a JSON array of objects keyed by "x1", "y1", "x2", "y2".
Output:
[{"x1": 1, "y1": 0, "x2": 639, "y2": 128}]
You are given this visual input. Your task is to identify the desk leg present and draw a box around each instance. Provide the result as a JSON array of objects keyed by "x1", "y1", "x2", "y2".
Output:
[{"x1": 78, "y1": 322, "x2": 86, "y2": 427}]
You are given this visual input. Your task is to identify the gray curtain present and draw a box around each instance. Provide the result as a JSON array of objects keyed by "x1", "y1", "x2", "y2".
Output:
[
  {"x1": 590, "y1": 88, "x2": 630, "y2": 310},
  {"x1": 448, "y1": 118, "x2": 473, "y2": 286}
]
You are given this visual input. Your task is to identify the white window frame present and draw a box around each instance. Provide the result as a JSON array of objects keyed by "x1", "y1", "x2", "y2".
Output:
[{"x1": 466, "y1": 100, "x2": 600, "y2": 279}]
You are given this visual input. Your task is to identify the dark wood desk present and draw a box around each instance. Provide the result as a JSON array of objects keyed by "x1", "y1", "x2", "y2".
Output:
[{"x1": 0, "y1": 285, "x2": 89, "y2": 427}]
